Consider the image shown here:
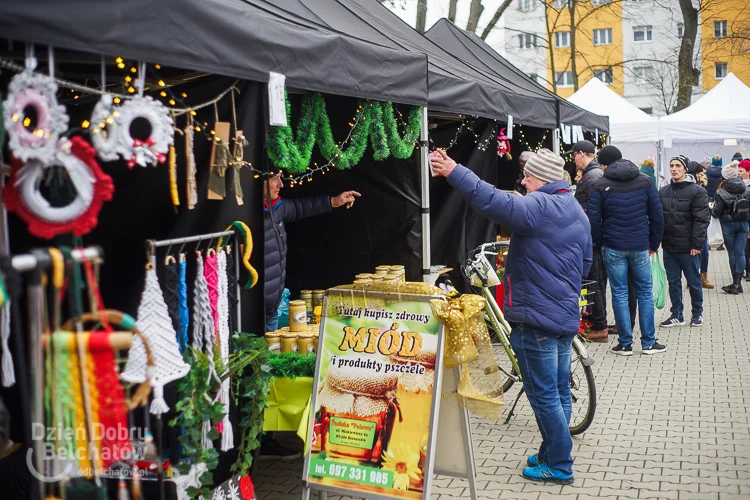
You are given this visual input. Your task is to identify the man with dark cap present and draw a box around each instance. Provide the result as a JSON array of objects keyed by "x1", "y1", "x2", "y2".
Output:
[
  {"x1": 588, "y1": 145, "x2": 665, "y2": 356},
  {"x1": 568, "y1": 140, "x2": 607, "y2": 342},
  {"x1": 658, "y1": 156, "x2": 710, "y2": 327}
]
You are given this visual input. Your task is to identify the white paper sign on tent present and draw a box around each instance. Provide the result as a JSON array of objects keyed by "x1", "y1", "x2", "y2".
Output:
[
  {"x1": 507, "y1": 115, "x2": 513, "y2": 139},
  {"x1": 268, "y1": 72, "x2": 288, "y2": 126}
]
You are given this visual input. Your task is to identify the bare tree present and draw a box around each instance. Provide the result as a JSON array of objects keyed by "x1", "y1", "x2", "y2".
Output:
[
  {"x1": 675, "y1": 0, "x2": 700, "y2": 111},
  {"x1": 481, "y1": 0, "x2": 514, "y2": 40},
  {"x1": 448, "y1": 0, "x2": 458, "y2": 23},
  {"x1": 416, "y1": 0, "x2": 428, "y2": 33},
  {"x1": 466, "y1": 0, "x2": 485, "y2": 33}
]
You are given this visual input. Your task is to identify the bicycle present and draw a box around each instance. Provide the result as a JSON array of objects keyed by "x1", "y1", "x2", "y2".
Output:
[{"x1": 459, "y1": 241, "x2": 597, "y2": 435}]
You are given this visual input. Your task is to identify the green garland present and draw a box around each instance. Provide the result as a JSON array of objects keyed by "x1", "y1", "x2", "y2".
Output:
[
  {"x1": 268, "y1": 92, "x2": 422, "y2": 174},
  {"x1": 267, "y1": 352, "x2": 317, "y2": 378}
]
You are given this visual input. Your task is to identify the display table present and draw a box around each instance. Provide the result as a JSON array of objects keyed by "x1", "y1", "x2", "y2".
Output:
[{"x1": 263, "y1": 376, "x2": 314, "y2": 445}]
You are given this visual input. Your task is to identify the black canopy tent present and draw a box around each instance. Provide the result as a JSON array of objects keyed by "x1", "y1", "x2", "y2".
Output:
[
  {"x1": 0, "y1": 0, "x2": 428, "y2": 106},
  {"x1": 256, "y1": 0, "x2": 558, "y2": 127},
  {"x1": 425, "y1": 18, "x2": 610, "y2": 133}
]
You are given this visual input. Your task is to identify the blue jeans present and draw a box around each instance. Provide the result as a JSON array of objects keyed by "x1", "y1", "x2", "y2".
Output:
[
  {"x1": 721, "y1": 221, "x2": 750, "y2": 275},
  {"x1": 265, "y1": 307, "x2": 279, "y2": 333},
  {"x1": 510, "y1": 325, "x2": 574, "y2": 475},
  {"x1": 602, "y1": 247, "x2": 656, "y2": 348},
  {"x1": 700, "y1": 238, "x2": 709, "y2": 274},
  {"x1": 663, "y1": 250, "x2": 703, "y2": 318}
]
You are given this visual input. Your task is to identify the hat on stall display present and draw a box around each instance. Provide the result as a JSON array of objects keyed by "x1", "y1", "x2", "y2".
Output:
[
  {"x1": 524, "y1": 148, "x2": 565, "y2": 183},
  {"x1": 564, "y1": 140, "x2": 596, "y2": 155},
  {"x1": 597, "y1": 145, "x2": 622, "y2": 166},
  {"x1": 722, "y1": 161, "x2": 739, "y2": 179}
]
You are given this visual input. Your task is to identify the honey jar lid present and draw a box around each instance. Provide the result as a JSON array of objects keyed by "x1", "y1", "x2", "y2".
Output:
[
  {"x1": 279, "y1": 331, "x2": 298, "y2": 338},
  {"x1": 300, "y1": 289, "x2": 313, "y2": 295},
  {"x1": 375, "y1": 265, "x2": 391, "y2": 271},
  {"x1": 264, "y1": 331, "x2": 281, "y2": 338},
  {"x1": 389, "y1": 265, "x2": 405, "y2": 271},
  {"x1": 313, "y1": 289, "x2": 325, "y2": 295},
  {"x1": 289, "y1": 300, "x2": 306, "y2": 306}
]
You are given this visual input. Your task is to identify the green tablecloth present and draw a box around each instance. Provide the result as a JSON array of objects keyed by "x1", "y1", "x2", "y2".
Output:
[{"x1": 263, "y1": 376, "x2": 314, "y2": 444}]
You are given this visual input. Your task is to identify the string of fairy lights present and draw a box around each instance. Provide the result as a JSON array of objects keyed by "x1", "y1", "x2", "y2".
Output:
[{"x1": 1, "y1": 55, "x2": 609, "y2": 186}]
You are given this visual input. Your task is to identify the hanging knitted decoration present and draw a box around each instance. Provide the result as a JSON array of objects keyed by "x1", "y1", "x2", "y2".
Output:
[
  {"x1": 185, "y1": 114, "x2": 198, "y2": 210},
  {"x1": 178, "y1": 257, "x2": 189, "y2": 353},
  {"x1": 218, "y1": 222, "x2": 258, "y2": 289},
  {"x1": 122, "y1": 266, "x2": 190, "y2": 414},
  {"x1": 161, "y1": 258, "x2": 183, "y2": 351},
  {"x1": 90, "y1": 94, "x2": 120, "y2": 161},
  {"x1": 108, "y1": 96, "x2": 174, "y2": 168},
  {"x1": 2, "y1": 68, "x2": 69, "y2": 163},
  {"x1": 497, "y1": 128, "x2": 512, "y2": 160},
  {"x1": 3, "y1": 136, "x2": 114, "y2": 239},
  {"x1": 216, "y1": 250, "x2": 233, "y2": 451},
  {"x1": 204, "y1": 251, "x2": 220, "y2": 334}
]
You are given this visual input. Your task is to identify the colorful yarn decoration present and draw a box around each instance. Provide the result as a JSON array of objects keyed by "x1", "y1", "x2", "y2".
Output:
[
  {"x1": 178, "y1": 259, "x2": 189, "y2": 353},
  {"x1": 219, "y1": 221, "x2": 258, "y2": 289},
  {"x1": 84, "y1": 335, "x2": 104, "y2": 471},
  {"x1": 204, "y1": 252, "x2": 220, "y2": 336},
  {"x1": 65, "y1": 332, "x2": 93, "y2": 475}
]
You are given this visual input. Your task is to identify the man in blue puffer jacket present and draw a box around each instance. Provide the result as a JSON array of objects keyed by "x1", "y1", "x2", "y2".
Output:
[
  {"x1": 264, "y1": 173, "x2": 360, "y2": 332},
  {"x1": 431, "y1": 148, "x2": 592, "y2": 485},
  {"x1": 706, "y1": 155, "x2": 724, "y2": 201},
  {"x1": 588, "y1": 146, "x2": 665, "y2": 356}
]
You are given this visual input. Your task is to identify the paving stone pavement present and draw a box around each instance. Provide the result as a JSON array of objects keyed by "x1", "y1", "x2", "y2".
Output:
[{"x1": 253, "y1": 249, "x2": 750, "y2": 499}]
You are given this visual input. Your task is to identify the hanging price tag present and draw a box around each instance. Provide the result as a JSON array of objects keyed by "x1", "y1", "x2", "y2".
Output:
[
  {"x1": 506, "y1": 115, "x2": 513, "y2": 139},
  {"x1": 268, "y1": 72, "x2": 288, "y2": 127}
]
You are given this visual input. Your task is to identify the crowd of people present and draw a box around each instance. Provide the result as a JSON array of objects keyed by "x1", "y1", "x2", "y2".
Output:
[
  {"x1": 569, "y1": 141, "x2": 750, "y2": 355},
  {"x1": 428, "y1": 143, "x2": 749, "y2": 484}
]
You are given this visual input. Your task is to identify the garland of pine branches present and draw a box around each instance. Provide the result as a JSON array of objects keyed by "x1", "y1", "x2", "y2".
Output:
[{"x1": 268, "y1": 92, "x2": 422, "y2": 174}]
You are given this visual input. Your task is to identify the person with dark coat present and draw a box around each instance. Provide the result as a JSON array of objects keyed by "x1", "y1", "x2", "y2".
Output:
[
  {"x1": 588, "y1": 145, "x2": 665, "y2": 356},
  {"x1": 706, "y1": 156, "x2": 724, "y2": 201},
  {"x1": 658, "y1": 156, "x2": 710, "y2": 328},
  {"x1": 569, "y1": 140, "x2": 607, "y2": 342},
  {"x1": 712, "y1": 163, "x2": 750, "y2": 294},
  {"x1": 264, "y1": 173, "x2": 360, "y2": 332},
  {"x1": 431, "y1": 147, "x2": 591, "y2": 485}
]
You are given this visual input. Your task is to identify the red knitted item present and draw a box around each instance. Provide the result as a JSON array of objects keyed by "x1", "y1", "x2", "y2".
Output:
[{"x1": 3, "y1": 137, "x2": 114, "y2": 239}]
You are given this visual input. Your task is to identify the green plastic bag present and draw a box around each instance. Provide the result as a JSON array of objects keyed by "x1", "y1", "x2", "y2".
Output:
[{"x1": 651, "y1": 254, "x2": 667, "y2": 309}]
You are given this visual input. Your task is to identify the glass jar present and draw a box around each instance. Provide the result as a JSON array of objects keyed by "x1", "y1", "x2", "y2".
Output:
[
  {"x1": 297, "y1": 333, "x2": 315, "y2": 354},
  {"x1": 264, "y1": 331, "x2": 281, "y2": 351},
  {"x1": 280, "y1": 332, "x2": 298, "y2": 353},
  {"x1": 300, "y1": 290, "x2": 313, "y2": 323},
  {"x1": 289, "y1": 300, "x2": 307, "y2": 332},
  {"x1": 312, "y1": 290, "x2": 325, "y2": 324}
]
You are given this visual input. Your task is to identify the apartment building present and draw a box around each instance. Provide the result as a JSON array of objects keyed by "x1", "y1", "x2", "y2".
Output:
[{"x1": 499, "y1": 0, "x2": 750, "y2": 116}]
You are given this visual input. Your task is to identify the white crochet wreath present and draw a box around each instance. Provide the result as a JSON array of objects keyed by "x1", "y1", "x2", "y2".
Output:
[
  {"x1": 112, "y1": 96, "x2": 174, "y2": 168},
  {"x1": 90, "y1": 94, "x2": 120, "y2": 162},
  {"x1": 2, "y1": 70, "x2": 69, "y2": 163}
]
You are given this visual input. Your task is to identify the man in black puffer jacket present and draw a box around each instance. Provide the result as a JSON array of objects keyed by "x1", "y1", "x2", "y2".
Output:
[
  {"x1": 264, "y1": 173, "x2": 360, "y2": 332},
  {"x1": 658, "y1": 156, "x2": 710, "y2": 328},
  {"x1": 588, "y1": 146, "x2": 665, "y2": 356}
]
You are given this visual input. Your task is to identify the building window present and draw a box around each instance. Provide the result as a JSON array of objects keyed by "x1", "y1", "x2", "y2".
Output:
[
  {"x1": 593, "y1": 28, "x2": 613, "y2": 46},
  {"x1": 519, "y1": 33, "x2": 537, "y2": 49},
  {"x1": 677, "y1": 22, "x2": 684, "y2": 39},
  {"x1": 555, "y1": 31, "x2": 571, "y2": 48},
  {"x1": 633, "y1": 65, "x2": 652, "y2": 84},
  {"x1": 553, "y1": 0, "x2": 569, "y2": 8},
  {"x1": 518, "y1": 0, "x2": 534, "y2": 10},
  {"x1": 556, "y1": 71, "x2": 574, "y2": 87},
  {"x1": 715, "y1": 62, "x2": 728, "y2": 79},
  {"x1": 592, "y1": 0, "x2": 610, "y2": 4},
  {"x1": 595, "y1": 68, "x2": 614, "y2": 85},
  {"x1": 633, "y1": 25, "x2": 653, "y2": 42},
  {"x1": 639, "y1": 107, "x2": 653, "y2": 115},
  {"x1": 714, "y1": 20, "x2": 727, "y2": 38}
]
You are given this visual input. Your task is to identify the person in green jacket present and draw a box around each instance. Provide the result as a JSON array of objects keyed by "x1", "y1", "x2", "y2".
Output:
[{"x1": 640, "y1": 157, "x2": 657, "y2": 185}]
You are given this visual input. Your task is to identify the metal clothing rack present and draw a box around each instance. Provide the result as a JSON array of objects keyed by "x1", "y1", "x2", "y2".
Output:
[
  {"x1": 10, "y1": 246, "x2": 103, "y2": 500},
  {"x1": 148, "y1": 229, "x2": 242, "y2": 333}
]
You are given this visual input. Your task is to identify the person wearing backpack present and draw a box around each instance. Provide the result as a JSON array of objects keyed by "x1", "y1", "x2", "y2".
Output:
[{"x1": 712, "y1": 162, "x2": 750, "y2": 294}]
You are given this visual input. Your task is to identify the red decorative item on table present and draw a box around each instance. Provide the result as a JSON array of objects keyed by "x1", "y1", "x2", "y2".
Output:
[{"x1": 239, "y1": 475, "x2": 256, "y2": 500}]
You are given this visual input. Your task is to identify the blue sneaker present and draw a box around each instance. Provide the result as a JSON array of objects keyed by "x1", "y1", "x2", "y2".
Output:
[
  {"x1": 522, "y1": 463, "x2": 574, "y2": 485},
  {"x1": 527, "y1": 454, "x2": 542, "y2": 467}
]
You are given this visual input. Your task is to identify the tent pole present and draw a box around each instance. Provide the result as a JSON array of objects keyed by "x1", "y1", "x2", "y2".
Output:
[{"x1": 420, "y1": 107, "x2": 431, "y2": 283}]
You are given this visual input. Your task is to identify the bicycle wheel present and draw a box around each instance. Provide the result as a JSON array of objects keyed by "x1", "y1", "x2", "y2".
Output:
[
  {"x1": 486, "y1": 319, "x2": 518, "y2": 393},
  {"x1": 568, "y1": 338, "x2": 596, "y2": 435}
]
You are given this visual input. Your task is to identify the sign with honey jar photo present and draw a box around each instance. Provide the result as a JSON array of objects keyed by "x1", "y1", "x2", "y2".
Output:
[{"x1": 302, "y1": 288, "x2": 445, "y2": 500}]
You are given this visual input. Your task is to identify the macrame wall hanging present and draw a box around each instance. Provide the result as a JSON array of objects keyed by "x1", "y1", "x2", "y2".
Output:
[
  {"x1": 3, "y1": 136, "x2": 115, "y2": 239},
  {"x1": 121, "y1": 263, "x2": 189, "y2": 414},
  {"x1": 207, "y1": 103, "x2": 230, "y2": 201},
  {"x1": 184, "y1": 114, "x2": 198, "y2": 210},
  {"x1": 216, "y1": 249, "x2": 233, "y2": 451}
]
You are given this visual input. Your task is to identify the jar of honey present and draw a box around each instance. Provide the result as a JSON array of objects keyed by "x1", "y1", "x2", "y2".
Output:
[
  {"x1": 375, "y1": 265, "x2": 391, "y2": 273},
  {"x1": 280, "y1": 331, "x2": 298, "y2": 353},
  {"x1": 318, "y1": 364, "x2": 399, "y2": 463},
  {"x1": 388, "y1": 345, "x2": 436, "y2": 476},
  {"x1": 300, "y1": 290, "x2": 313, "y2": 322},
  {"x1": 264, "y1": 331, "x2": 281, "y2": 351},
  {"x1": 289, "y1": 300, "x2": 307, "y2": 332},
  {"x1": 354, "y1": 273, "x2": 372, "y2": 281},
  {"x1": 297, "y1": 333, "x2": 315, "y2": 354},
  {"x1": 312, "y1": 290, "x2": 325, "y2": 324}
]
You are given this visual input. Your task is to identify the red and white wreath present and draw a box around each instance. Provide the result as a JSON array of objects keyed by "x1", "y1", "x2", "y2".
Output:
[
  {"x1": 107, "y1": 96, "x2": 174, "y2": 168},
  {"x1": 3, "y1": 137, "x2": 114, "y2": 239}
]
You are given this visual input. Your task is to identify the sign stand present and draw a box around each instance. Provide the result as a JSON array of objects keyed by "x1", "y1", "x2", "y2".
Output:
[{"x1": 300, "y1": 289, "x2": 479, "y2": 500}]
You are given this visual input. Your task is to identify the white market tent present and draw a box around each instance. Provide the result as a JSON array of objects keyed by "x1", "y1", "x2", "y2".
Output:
[
  {"x1": 568, "y1": 78, "x2": 659, "y2": 177},
  {"x1": 659, "y1": 73, "x2": 750, "y2": 179}
]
